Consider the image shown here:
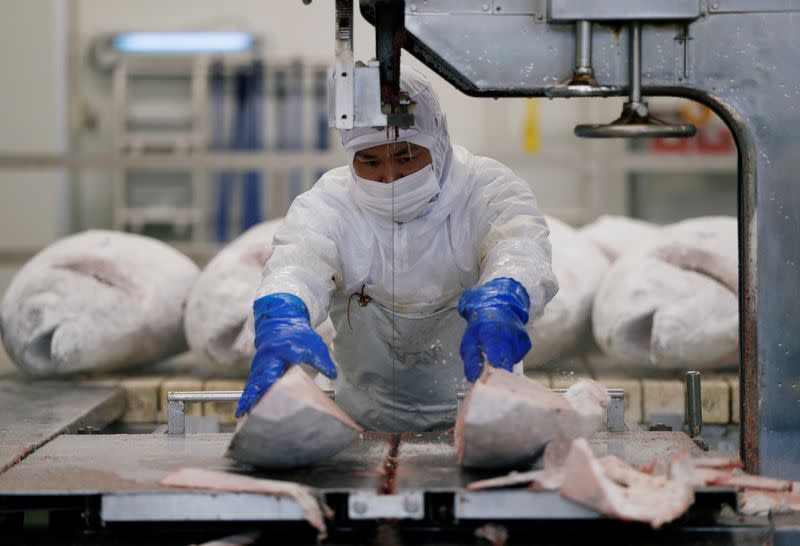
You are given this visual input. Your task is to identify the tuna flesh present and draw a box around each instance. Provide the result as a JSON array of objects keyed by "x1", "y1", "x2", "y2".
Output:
[{"x1": 227, "y1": 366, "x2": 362, "y2": 468}]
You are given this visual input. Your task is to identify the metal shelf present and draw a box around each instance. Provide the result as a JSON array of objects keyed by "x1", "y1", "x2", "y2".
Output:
[{"x1": 0, "y1": 151, "x2": 347, "y2": 171}]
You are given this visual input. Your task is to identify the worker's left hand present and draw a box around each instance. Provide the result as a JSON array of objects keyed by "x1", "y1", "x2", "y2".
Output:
[{"x1": 458, "y1": 277, "x2": 532, "y2": 382}]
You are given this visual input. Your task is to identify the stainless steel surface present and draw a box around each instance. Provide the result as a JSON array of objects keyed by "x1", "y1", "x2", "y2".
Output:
[
  {"x1": 0, "y1": 150, "x2": 345, "y2": 170},
  {"x1": 573, "y1": 23, "x2": 696, "y2": 138},
  {"x1": 544, "y1": 82, "x2": 619, "y2": 98},
  {"x1": 394, "y1": 431, "x2": 704, "y2": 492},
  {"x1": 168, "y1": 391, "x2": 243, "y2": 435},
  {"x1": 333, "y1": 0, "x2": 355, "y2": 129},
  {"x1": 0, "y1": 433, "x2": 391, "y2": 494},
  {"x1": 168, "y1": 400, "x2": 186, "y2": 435},
  {"x1": 629, "y1": 23, "x2": 642, "y2": 106},
  {"x1": 169, "y1": 391, "x2": 244, "y2": 403},
  {"x1": 686, "y1": 371, "x2": 703, "y2": 438},
  {"x1": 713, "y1": 0, "x2": 800, "y2": 13},
  {"x1": 347, "y1": 490, "x2": 425, "y2": 520},
  {"x1": 0, "y1": 380, "x2": 126, "y2": 474},
  {"x1": 1, "y1": 427, "x2": 732, "y2": 525},
  {"x1": 575, "y1": 20, "x2": 591, "y2": 72},
  {"x1": 353, "y1": 61, "x2": 388, "y2": 126},
  {"x1": 544, "y1": 20, "x2": 621, "y2": 98},
  {"x1": 573, "y1": 110, "x2": 698, "y2": 138},
  {"x1": 101, "y1": 492, "x2": 306, "y2": 522},
  {"x1": 607, "y1": 391, "x2": 626, "y2": 432},
  {"x1": 551, "y1": 387, "x2": 625, "y2": 432},
  {"x1": 455, "y1": 490, "x2": 600, "y2": 519},
  {"x1": 547, "y1": 0, "x2": 701, "y2": 21},
  {"x1": 390, "y1": 3, "x2": 800, "y2": 475},
  {"x1": 167, "y1": 389, "x2": 335, "y2": 434}
]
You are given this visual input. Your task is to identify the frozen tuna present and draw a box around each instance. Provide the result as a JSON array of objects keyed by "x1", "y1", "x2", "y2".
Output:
[
  {"x1": 0, "y1": 230, "x2": 199, "y2": 376},
  {"x1": 526, "y1": 217, "x2": 610, "y2": 368},
  {"x1": 184, "y1": 219, "x2": 334, "y2": 374},
  {"x1": 579, "y1": 215, "x2": 661, "y2": 263},
  {"x1": 593, "y1": 216, "x2": 738, "y2": 370}
]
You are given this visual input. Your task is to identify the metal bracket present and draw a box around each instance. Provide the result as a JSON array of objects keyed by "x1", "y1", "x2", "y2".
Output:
[
  {"x1": 548, "y1": 0, "x2": 701, "y2": 21},
  {"x1": 552, "y1": 388, "x2": 626, "y2": 432},
  {"x1": 348, "y1": 490, "x2": 425, "y2": 520},
  {"x1": 167, "y1": 389, "x2": 336, "y2": 434},
  {"x1": 168, "y1": 388, "x2": 623, "y2": 434}
]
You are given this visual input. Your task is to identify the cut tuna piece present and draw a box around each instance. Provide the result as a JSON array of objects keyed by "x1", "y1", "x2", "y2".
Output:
[
  {"x1": 227, "y1": 366, "x2": 362, "y2": 468},
  {"x1": 467, "y1": 436, "x2": 569, "y2": 491},
  {"x1": 0, "y1": 230, "x2": 199, "y2": 376},
  {"x1": 692, "y1": 457, "x2": 743, "y2": 470},
  {"x1": 711, "y1": 472, "x2": 791, "y2": 492},
  {"x1": 161, "y1": 467, "x2": 331, "y2": 536},
  {"x1": 560, "y1": 438, "x2": 694, "y2": 529},
  {"x1": 455, "y1": 369, "x2": 608, "y2": 468},
  {"x1": 739, "y1": 490, "x2": 800, "y2": 516}
]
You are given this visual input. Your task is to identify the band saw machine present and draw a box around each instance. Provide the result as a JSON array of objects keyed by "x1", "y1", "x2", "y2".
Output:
[{"x1": 1, "y1": 1, "x2": 799, "y2": 544}]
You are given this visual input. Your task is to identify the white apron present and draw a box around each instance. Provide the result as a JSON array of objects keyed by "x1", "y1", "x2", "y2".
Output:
[{"x1": 330, "y1": 289, "x2": 469, "y2": 432}]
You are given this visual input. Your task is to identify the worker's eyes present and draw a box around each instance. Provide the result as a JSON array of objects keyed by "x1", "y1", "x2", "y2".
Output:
[
  {"x1": 356, "y1": 157, "x2": 380, "y2": 167},
  {"x1": 397, "y1": 155, "x2": 416, "y2": 164}
]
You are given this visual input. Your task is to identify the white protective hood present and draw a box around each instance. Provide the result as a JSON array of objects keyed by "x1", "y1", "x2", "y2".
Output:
[{"x1": 339, "y1": 65, "x2": 453, "y2": 189}]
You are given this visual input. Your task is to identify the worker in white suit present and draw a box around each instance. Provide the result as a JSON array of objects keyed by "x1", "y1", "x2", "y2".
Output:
[{"x1": 235, "y1": 66, "x2": 558, "y2": 431}]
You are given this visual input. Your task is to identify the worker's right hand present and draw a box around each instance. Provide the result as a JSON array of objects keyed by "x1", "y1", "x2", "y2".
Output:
[{"x1": 235, "y1": 293, "x2": 337, "y2": 417}]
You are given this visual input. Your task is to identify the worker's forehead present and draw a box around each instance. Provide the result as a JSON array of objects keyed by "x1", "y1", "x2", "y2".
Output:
[{"x1": 354, "y1": 141, "x2": 426, "y2": 157}]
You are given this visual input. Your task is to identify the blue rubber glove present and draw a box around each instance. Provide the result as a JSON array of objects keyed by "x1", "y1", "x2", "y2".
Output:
[
  {"x1": 235, "y1": 293, "x2": 337, "y2": 417},
  {"x1": 458, "y1": 277, "x2": 532, "y2": 382}
]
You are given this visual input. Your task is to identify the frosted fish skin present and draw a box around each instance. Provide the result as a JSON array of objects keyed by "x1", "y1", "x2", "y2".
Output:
[
  {"x1": 184, "y1": 219, "x2": 335, "y2": 375},
  {"x1": 579, "y1": 215, "x2": 661, "y2": 263},
  {"x1": 0, "y1": 230, "x2": 199, "y2": 376},
  {"x1": 526, "y1": 217, "x2": 610, "y2": 368},
  {"x1": 592, "y1": 216, "x2": 739, "y2": 371},
  {"x1": 184, "y1": 220, "x2": 282, "y2": 373}
]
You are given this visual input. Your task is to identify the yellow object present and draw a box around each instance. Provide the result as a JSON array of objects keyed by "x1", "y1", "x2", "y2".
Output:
[
  {"x1": 681, "y1": 102, "x2": 713, "y2": 129},
  {"x1": 204, "y1": 379, "x2": 247, "y2": 424},
  {"x1": 523, "y1": 99, "x2": 540, "y2": 153}
]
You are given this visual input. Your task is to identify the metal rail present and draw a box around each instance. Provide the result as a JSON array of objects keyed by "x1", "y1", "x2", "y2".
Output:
[
  {"x1": 0, "y1": 151, "x2": 346, "y2": 170},
  {"x1": 167, "y1": 388, "x2": 626, "y2": 434}
]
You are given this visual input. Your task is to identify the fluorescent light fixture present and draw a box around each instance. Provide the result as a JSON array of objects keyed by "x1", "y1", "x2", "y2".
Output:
[{"x1": 112, "y1": 32, "x2": 255, "y2": 54}]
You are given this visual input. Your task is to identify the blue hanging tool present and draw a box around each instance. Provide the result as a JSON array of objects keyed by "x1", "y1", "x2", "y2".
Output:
[
  {"x1": 241, "y1": 60, "x2": 264, "y2": 232},
  {"x1": 211, "y1": 61, "x2": 233, "y2": 243}
]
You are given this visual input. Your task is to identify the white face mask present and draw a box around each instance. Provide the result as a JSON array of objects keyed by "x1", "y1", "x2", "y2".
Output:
[{"x1": 351, "y1": 165, "x2": 440, "y2": 223}]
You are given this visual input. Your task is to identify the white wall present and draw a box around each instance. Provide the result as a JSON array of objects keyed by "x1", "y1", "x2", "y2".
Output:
[
  {"x1": 0, "y1": 1, "x2": 68, "y2": 248},
  {"x1": 0, "y1": 0, "x2": 68, "y2": 371}
]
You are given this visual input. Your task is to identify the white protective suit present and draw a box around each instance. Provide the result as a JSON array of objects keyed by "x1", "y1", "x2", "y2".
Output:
[{"x1": 257, "y1": 67, "x2": 558, "y2": 431}]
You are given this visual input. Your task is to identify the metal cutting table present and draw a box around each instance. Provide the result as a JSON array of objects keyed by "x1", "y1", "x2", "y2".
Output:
[
  {"x1": 3, "y1": 0, "x2": 800, "y2": 542},
  {"x1": 0, "y1": 379, "x2": 780, "y2": 545}
]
